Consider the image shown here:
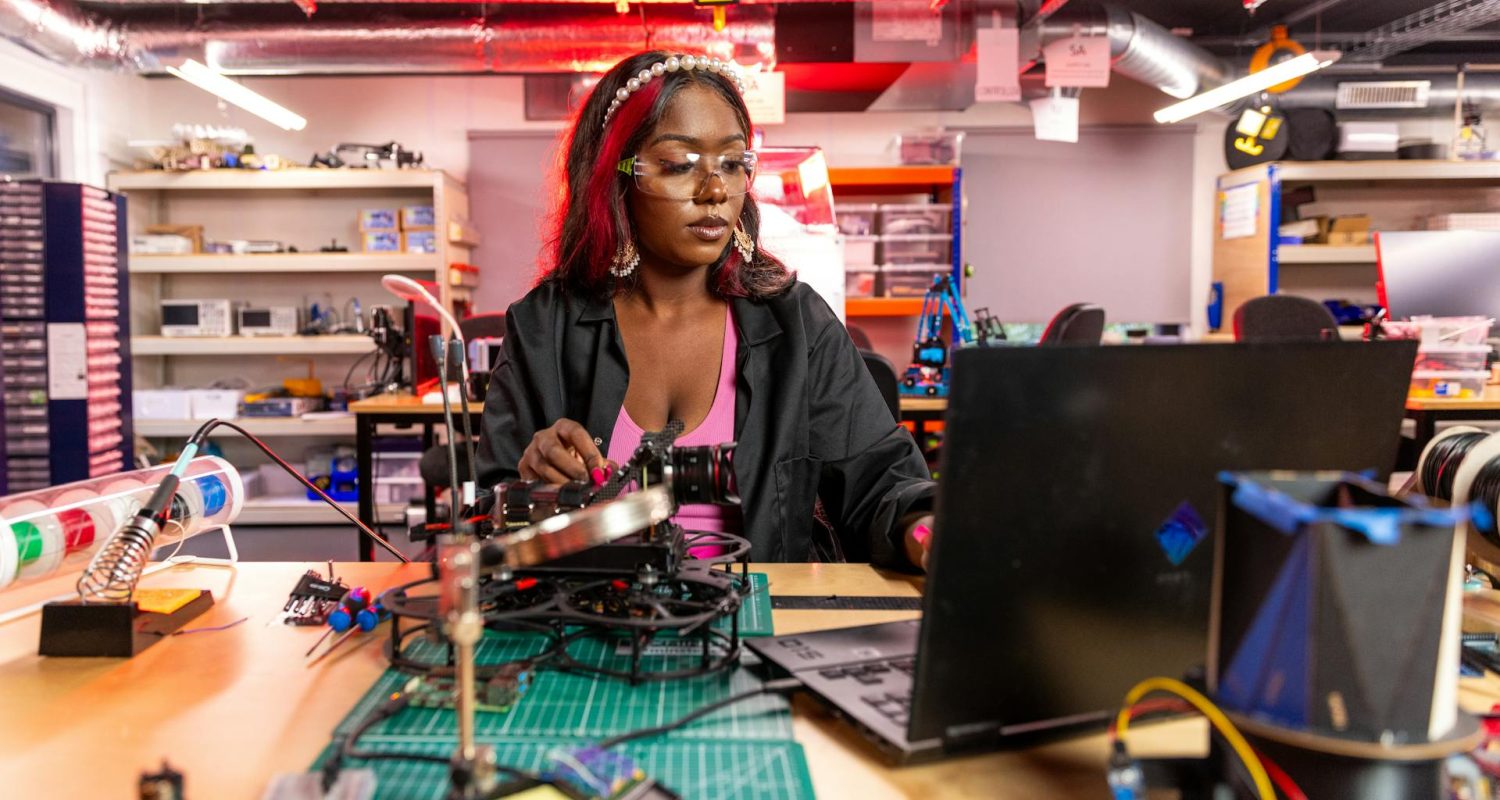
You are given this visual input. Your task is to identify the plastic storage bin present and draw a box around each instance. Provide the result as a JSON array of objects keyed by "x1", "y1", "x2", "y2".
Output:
[
  {"x1": 1410, "y1": 370, "x2": 1490, "y2": 399},
  {"x1": 882, "y1": 264, "x2": 948, "y2": 297},
  {"x1": 1384, "y1": 316, "x2": 1493, "y2": 345},
  {"x1": 846, "y1": 265, "x2": 879, "y2": 299},
  {"x1": 1414, "y1": 345, "x2": 1492, "y2": 373},
  {"x1": 879, "y1": 204, "x2": 952, "y2": 236},
  {"x1": 881, "y1": 233, "x2": 952, "y2": 265},
  {"x1": 843, "y1": 234, "x2": 878, "y2": 267},
  {"x1": 836, "y1": 204, "x2": 879, "y2": 236}
]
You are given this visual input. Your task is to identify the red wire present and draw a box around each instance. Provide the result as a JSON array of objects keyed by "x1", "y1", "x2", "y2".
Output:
[
  {"x1": 1108, "y1": 698, "x2": 1193, "y2": 739},
  {"x1": 1254, "y1": 746, "x2": 1308, "y2": 800}
]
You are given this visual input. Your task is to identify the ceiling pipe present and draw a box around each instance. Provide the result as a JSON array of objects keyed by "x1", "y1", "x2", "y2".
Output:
[
  {"x1": 0, "y1": 0, "x2": 774, "y2": 74},
  {"x1": 1024, "y1": 2, "x2": 1228, "y2": 99},
  {"x1": 1273, "y1": 70, "x2": 1500, "y2": 115}
]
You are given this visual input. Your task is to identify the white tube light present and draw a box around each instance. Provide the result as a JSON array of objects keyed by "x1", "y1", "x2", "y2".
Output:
[
  {"x1": 1154, "y1": 50, "x2": 1342, "y2": 125},
  {"x1": 165, "y1": 59, "x2": 308, "y2": 132}
]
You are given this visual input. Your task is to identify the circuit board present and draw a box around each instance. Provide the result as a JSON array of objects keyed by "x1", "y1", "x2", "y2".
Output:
[{"x1": 720, "y1": 571, "x2": 772, "y2": 637}]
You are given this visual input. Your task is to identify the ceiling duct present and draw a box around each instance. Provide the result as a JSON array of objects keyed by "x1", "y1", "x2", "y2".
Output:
[
  {"x1": 1027, "y1": 3, "x2": 1228, "y2": 99},
  {"x1": 0, "y1": 0, "x2": 774, "y2": 74},
  {"x1": 1277, "y1": 71, "x2": 1500, "y2": 115}
]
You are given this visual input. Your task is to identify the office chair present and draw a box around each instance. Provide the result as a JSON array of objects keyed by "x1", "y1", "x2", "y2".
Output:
[
  {"x1": 1040, "y1": 303, "x2": 1106, "y2": 346},
  {"x1": 859, "y1": 350, "x2": 901, "y2": 422},
  {"x1": 846, "y1": 325, "x2": 874, "y2": 351},
  {"x1": 1233, "y1": 295, "x2": 1339, "y2": 342},
  {"x1": 460, "y1": 313, "x2": 506, "y2": 341}
]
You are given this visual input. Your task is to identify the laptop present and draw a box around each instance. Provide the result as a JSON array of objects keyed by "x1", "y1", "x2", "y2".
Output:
[{"x1": 748, "y1": 341, "x2": 1418, "y2": 764}]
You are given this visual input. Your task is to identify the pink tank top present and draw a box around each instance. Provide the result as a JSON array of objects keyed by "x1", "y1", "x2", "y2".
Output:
[{"x1": 607, "y1": 306, "x2": 742, "y2": 538}]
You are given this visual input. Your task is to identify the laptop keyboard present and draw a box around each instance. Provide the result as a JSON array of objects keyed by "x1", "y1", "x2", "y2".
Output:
[{"x1": 817, "y1": 657, "x2": 916, "y2": 726}]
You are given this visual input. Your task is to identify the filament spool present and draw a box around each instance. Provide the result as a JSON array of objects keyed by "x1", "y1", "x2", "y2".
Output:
[
  {"x1": 1452, "y1": 433, "x2": 1500, "y2": 576},
  {"x1": 1416, "y1": 426, "x2": 1489, "y2": 500}
]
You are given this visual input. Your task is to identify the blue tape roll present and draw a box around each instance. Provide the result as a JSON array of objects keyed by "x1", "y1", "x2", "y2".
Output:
[{"x1": 194, "y1": 475, "x2": 228, "y2": 517}]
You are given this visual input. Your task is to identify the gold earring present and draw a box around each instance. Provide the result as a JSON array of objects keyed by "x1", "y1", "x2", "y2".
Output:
[
  {"x1": 611, "y1": 239, "x2": 639, "y2": 277},
  {"x1": 733, "y1": 224, "x2": 755, "y2": 262}
]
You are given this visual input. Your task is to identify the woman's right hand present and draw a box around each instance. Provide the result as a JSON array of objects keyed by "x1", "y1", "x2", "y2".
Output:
[{"x1": 519, "y1": 418, "x2": 611, "y2": 486}]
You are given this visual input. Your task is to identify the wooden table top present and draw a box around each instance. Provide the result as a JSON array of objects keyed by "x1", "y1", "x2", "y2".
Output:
[
  {"x1": 1407, "y1": 383, "x2": 1500, "y2": 411},
  {"x1": 0, "y1": 561, "x2": 1212, "y2": 799},
  {"x1": 353, "y1": 392, "x2": 953, "y2": 416}
]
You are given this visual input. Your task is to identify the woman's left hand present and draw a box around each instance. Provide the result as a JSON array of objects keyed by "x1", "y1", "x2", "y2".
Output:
[{"x1": 904, "y1": 515, "x2": 934, "y2": 571}]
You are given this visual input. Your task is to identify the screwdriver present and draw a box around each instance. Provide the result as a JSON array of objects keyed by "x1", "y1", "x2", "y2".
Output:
[
  {"x1": 304, "y1": 586, "x2": 371, "y2": 657},
  {"x1": 307, "y1": 599, "x2": 388, "y2": 667}
]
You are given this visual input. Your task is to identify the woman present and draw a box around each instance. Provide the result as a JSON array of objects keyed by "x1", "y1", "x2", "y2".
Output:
[{"x1": 474, "y1": 50, "x2": 934, "y2": 570}]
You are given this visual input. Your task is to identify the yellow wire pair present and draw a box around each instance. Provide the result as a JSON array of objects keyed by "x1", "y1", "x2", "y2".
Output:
[{"x1": 1114, "y1": 676, "x2": 1275, "y2": 800}]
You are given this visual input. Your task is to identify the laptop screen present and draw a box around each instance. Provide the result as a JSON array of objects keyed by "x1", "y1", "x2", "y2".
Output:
[{"x1": 909, "y1": 341, "x2": 1416, "y2": 744}]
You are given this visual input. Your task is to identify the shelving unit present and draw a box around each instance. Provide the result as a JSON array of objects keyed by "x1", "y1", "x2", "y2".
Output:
[
  {"x1": 110, "y1": 168, "x2": 477, "y2": 524},
  {"x1": 832, "y1": 165, "x2": 964, "y2": 319},
  {"x1": 1211, "y1": 160, "x2": 1500, "y2": 322}
]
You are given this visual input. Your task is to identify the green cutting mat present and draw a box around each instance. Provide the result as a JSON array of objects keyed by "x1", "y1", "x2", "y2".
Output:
[
  {"x1": 720, "y1": 572, "x2": 772, "y2": 637},
  {"x1": 313, "y1": 738, "x2": 815, "y2": 800},
  {"x1": 337, "y1": 633, "x2": 791, "y2": 741},
  {"x1": 311, "y1": 572, "x2": 811, "y2": 799}
]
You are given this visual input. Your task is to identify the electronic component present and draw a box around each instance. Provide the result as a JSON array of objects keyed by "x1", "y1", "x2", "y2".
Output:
[
  {"x1": 241, "y1": 396, "x2": 324, "y2": 417},
  {"x1": 160, "y1": 299, "x2": 234, "y2": 337},
  {"x1": 402, "y1": 662, "x2": 531, "y2": 713},
  {"x1": 282, "y1": 565, "x2": 349, "y2": 626},
  {"x1": 238, "y1": 306, "x2": 301, "y2": 337},
  {"x1": 138, "y1": 760, "x2": 185, "y2": 800}
]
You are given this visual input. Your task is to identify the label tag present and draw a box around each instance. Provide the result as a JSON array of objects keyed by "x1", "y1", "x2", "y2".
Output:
[
  {"x1": 1030, "y1": 95, "x2": 1080, "y2": 143},
  {"x1": 975, "y1": 27, "x2": 1021, "y2": 103},
  {"x1": 1044, "y1": 35, "x2": 1111, "y2": 88},
  {"x1": 46, "y1": 323, "x2": 88, "y2": 400},
  {"x1": 1155, "y1": 501, "x2": 1208, "y2": 566},
  {"x1": 742, "y1": 70, "x2": 786, "y2": 125}
]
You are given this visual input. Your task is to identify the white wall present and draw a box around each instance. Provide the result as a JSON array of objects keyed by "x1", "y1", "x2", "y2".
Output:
[{"x1": 0, "y1": 40, "x2": 141, "y2": 185}]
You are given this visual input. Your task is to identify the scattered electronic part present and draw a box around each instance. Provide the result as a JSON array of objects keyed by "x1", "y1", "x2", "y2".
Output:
[
  {"x1": 282, "y1": 565, "x2": 349, "y2": 626},
  {"x1": 545, "y1": 748, "x2": 682, "y2": 800},
  {"x1": 402, "y1": 661, "x2": 531, "y2": 713},
  {"x1": 138, "y1": 761, "x2": 185, "y2": 800}
]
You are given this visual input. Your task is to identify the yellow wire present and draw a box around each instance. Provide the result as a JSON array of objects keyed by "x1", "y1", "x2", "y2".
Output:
[{"x1": 1114, "y1": 676, "x2": 1275, "y2": 800}]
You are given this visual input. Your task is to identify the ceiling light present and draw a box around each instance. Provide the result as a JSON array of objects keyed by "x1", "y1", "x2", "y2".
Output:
[
  {"x1": 1154, "y1": 50, "x2": 1341, "y2": 125},
  {"x1": 166, "y1": 59, "x2": 308, "y2": 131}
]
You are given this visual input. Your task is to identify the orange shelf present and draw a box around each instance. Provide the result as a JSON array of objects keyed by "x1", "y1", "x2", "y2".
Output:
[
  {"x1": 846, "y1": 297, "x2": 924, "y2": 317},
  {"x1": 828, "y1": 165, "x2": 956, "y2": 189}
]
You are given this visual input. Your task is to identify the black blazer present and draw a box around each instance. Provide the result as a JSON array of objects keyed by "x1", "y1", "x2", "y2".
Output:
[{"x1": 474, "y1": 280, "x2": 934, "y2": 568}]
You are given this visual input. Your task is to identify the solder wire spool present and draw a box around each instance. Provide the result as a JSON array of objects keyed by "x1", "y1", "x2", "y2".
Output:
[
  {"x1": 1415, "y1": 426, "x2": 1490, "y2": 501},
  {"x1": 0, "y1": 457, "x2": 245, "y2": 593}
]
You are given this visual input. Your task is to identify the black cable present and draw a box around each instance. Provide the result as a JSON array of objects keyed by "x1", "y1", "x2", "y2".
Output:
[
  {"x1": 1472, "y1": 456, "x2": 1500, "y2": 540},
  {"x1": 438, "y1": 335, "x2": 463, "y2": 528},
  {"x1": 343, "y1": 348, "x2": 376, "y2": 396},
  {"x1": 595, "y1": 677, "x2": 802, "y2": 750},
  {"x1": 184, "y1": 419, "x2": 411, "y2": 562},
  {"x1": 1421, "y1": 431, "x2": 1487, "y2": 501}
]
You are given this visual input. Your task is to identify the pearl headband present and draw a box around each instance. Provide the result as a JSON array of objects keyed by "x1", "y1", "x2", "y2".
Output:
[{"x1": 602, "y1": 54, "x2": 748, "y2": 130}]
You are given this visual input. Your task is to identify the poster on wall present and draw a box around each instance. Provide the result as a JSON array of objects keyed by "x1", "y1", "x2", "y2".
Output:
[{"x1": 1220, "y1": 184, "x2": 1260, "y2": 240}]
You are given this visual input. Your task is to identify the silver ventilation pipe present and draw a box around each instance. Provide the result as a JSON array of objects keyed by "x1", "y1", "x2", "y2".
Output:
[
  {"x1": 1026, "y1": 3, "x2": 1228, "y2": 98},
  {"x1": 0, "y1": 0, "x2": 774, "y2": 75},
  {"x1": 1274, "y1": 70, "x2": 1500, "y2": 116}
]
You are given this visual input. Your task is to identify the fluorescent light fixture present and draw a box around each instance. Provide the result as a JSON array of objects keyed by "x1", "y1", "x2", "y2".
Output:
[
  {"x1": 166, "y1": 59, "x2": 308, "y2": 131},
  {"x1": 1154, "y1": 50, "x2": 1341, "y2": 125}
]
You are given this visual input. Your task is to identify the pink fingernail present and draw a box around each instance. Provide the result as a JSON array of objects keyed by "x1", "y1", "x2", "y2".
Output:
[
  {"x1": 591, "y1": 467, "x2": 606, "y2": 487},
  {"x1": 913, "y1": 524, "x2": 932, "y2": 545}
]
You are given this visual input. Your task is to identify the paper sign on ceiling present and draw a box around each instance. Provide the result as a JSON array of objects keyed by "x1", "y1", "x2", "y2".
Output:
[
  {"x1": 872, "y1": 0, "x2": 943, "y2": 44},
  {"x1": 1043, "y1": 35, "x2": 1111, "y2": 88},
  {"x1": 1030, "y1": 95, "x2": 1080, "y2": 143},
  {"x1": 975, "y1": 27, "x2": 1021, "y2": 103},
  {"x1": 742, "y1": 70, "x2": 786, "y2": 125}
]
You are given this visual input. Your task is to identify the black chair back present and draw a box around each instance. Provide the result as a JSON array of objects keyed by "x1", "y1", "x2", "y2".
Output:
[
  {"x1": 1040, "y1": 303, "x2": 1106, "y2": 346},
  {"x1": 859, "y1": 350, "x2": 901, "y2": 421},
  {"x1": 1233, "y1": 295, "x2": 1338, "y2": 342}
]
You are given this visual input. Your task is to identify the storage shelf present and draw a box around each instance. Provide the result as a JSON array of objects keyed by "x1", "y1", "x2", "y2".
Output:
[
  {"x1": 238, "y1": 496, "x2": 407, "y2": 526},
  {"x1": 108, "y1": 168, "x2": 455, "y2": 192},
  {"x1": 1277, "y1": 245, "x2": 1377, "y2": 264},
  {"x1": 847, "y1": 297, "x2": 925, "y2": 317},
  {"x1": 1275, "y1": 160, "x2": 1500, "y2": 182},
  {"x1": 135, "y1": 416, "x2": 356, "y2": 437},
  {"x1": 129, "y1": 252, "x2": 437, "y2": 274},
  {"x1": 132, "y1": 335, "x2": 372, "y2": 355},
  {"x1": 828, "y1": 166, "x2": 956, "y2": 189}
]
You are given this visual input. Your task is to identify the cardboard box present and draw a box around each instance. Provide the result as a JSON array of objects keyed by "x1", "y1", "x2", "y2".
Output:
[
  {"x1": 403, "y1": 230, "x2": 438, "y2": 254},
  {"x1": 1325, "y1": 215, "x2": 1371, "y2": 246},
  {"x1": 144, "y1": 224, "x2": 204, "y2": 253},
  {"x1": 400, "y1": 205, "x2": 435, "y2": 230},
  {"x1": 359, "y1": 208, "x2": 398, "y2": 231},
  {"x1": 363, "y1": 231, "x2": 401, "y2": 253}
]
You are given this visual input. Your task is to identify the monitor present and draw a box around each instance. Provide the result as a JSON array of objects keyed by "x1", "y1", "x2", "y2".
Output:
[{"x1": 1375, "y1": 230, "x2": 1500, "y2": 319}]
